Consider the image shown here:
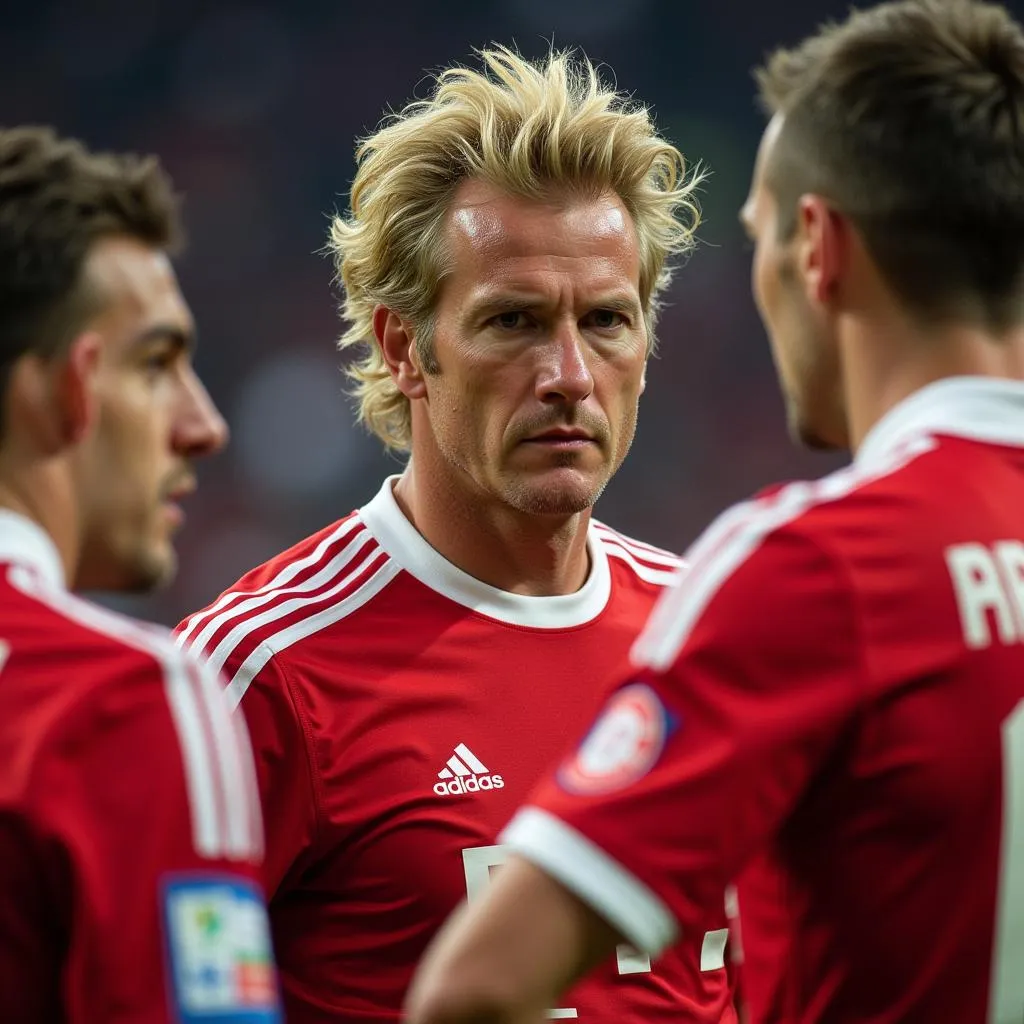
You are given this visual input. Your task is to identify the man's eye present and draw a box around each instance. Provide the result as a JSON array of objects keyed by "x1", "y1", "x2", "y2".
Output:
[
  {"x1": 493, "y1": 311, "x2": 528, "y2": 330},
  {"x1": 588, "y1": 310, "x2": 627, "y2": 329},
  {"x1": 145, "y1": 350, "x2": 176, "y2": 374}
]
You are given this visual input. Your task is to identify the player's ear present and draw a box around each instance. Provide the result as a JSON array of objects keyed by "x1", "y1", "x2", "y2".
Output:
[
  {"x1": 4, "y1": 332, "x2": 101, "y2": 453},
  {"x1": 374, "y1": 306, "x2": 427, "y2": 400},
  {"x1": 796, "y1": 194, "x2": 845, "y2": 307},
  {"x1": 57, "y1": 332, "x2": 102, "y2": 445}
]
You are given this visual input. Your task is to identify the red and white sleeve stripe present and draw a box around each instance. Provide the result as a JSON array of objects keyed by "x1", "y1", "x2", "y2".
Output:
[{"x1": 6, "y1": 566, "x2": 263, "y2": 861}]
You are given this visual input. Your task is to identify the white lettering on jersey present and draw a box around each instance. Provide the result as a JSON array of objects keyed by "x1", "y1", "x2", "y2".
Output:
[
  {"x1": 433, "y1": 743, "x2": 505, "y2": 796},
  {"x1": 945, "y1": 541, "x2": 1024, "y2": 649},
  {"x1": 433, "y1": 775, "x2": 505, "y2": 796}
]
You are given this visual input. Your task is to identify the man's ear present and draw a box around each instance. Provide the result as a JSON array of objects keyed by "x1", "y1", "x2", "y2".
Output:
[
  {"x1": 796, "y1": 194, "x2": 847, "y2": 308},
  {"x1": 5, "y1": 333, "x2": 101, "y2": 453},
  {"x1": 373, "y1": 306, "x2": 427, "y2": 400},
  {"x1": 54, "y1": 332, "x2": 102, "y2": 445}
]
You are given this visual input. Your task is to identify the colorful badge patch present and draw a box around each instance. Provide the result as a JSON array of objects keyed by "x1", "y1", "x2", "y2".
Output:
[
  {"x1": 162, "y1": 874, "x2": 280, "y2": 1023},
  {"x1": 558, "y1": 683, "x2": 669, "y2": 795}
]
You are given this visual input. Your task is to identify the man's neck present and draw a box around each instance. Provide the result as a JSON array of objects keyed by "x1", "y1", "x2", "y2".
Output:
[
  {"x1": 391, "y1": 462, "x2": 592, "y2": 597},
  {"x1": 843, "y1": 318, "x2": 1024, "y2": 453},
  {"x1": 0, "y1": 459, "x2": 78, "y2": 585}
]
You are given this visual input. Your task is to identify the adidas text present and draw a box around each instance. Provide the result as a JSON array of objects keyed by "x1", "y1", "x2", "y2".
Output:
[{"x1": 434, "y1": 774, "x2": 505, "y2": 796}]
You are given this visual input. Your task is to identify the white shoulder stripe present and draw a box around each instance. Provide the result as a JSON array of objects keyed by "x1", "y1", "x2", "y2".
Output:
[
  {"x1": 6, "y1": 566, "x2": 261, "y2": 861},
  {"x1": 201, "y1": 535, "x2": 383, "y2": 675},
  {"x1": 192, "y1": 660, "x2": 264, "y2": 859},
  {"x1": 592, "y1": 524, "x2": 683, "y2": 568},
  {"x1": 177, "y1": 516, "x2": 366, "y2": 652},
  {"x1": 163, "y1": 659, "x2": 225, "y2": 857},
  {"x1": 229, "y1": 694, "x2": 265, "y2": 858},
  {"x1": 226, "y1": 557, "x2": 402, "y2": 710},
  {"x1": 603, "y1": 542, "x2": 682, "y2": 587},
  {"x1": 633, "y1": 436, "x2": 937, "y2": 671}
]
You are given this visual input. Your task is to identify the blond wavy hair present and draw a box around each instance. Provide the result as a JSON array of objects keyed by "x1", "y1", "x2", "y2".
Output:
[{"x1": 328, "y1": 45, "x2": 704, "y2": 452}]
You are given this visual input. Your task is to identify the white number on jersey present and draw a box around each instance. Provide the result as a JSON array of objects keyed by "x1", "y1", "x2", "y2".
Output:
[
  {"x1": 461, "y1": 844, "x2": 728, "y2": 1019},
  {"x1": 990, "y1": 699, "x2": 1024, "y2": 1023}
]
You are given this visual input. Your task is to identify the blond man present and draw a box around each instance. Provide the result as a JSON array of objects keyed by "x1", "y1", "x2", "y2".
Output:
[{"x1": 178, "y1": 47, "x2": 733, "y2": 1022}]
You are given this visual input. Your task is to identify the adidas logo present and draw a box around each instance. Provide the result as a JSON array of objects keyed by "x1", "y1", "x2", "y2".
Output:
[{"x1": 433, "y1": 743, "x2": 504, "y2": 796}]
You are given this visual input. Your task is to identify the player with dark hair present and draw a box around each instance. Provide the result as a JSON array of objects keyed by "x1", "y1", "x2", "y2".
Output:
[
  {"x1": 0, "y1": 126, "x2": 279, "y2": 1022},
  {"x1": 406, "y1": 2, "x2": 1024, "y2": 1022}
]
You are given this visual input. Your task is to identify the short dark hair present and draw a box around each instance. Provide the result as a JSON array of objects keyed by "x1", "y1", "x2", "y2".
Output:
[
  {"x1": 0, "y1": 126, "x2": 182, "y2": 392},
  {"x1": 755, "y1": 0, "x2": 1024, "y2": 329}
]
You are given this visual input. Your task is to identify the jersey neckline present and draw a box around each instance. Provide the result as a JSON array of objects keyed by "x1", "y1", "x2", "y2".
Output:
[
  {"x1": 857, "y1": 376, "x2": 1024, "y2": 468},
  {"x1": 0, "y1": 510, "x2": 65, "y2": 589},
  {"x1": 358, "y1": 475, "x2": 612, "y2": 629}
]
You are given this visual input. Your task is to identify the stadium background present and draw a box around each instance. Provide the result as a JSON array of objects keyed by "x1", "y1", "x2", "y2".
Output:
[{"x1": 2, "y1": 0, "x2": 972, "y2": 625}]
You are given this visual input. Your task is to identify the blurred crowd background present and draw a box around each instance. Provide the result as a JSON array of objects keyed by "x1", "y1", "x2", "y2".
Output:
[{"x1": 0, "y1": 0, "x2": 941, "y2": 625}]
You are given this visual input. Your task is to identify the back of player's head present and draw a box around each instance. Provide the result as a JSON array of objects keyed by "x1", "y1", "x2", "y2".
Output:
[
  {"x1": 755, "y1": 0, "x2": 1024, "y2": 330},
  {"x1": 328, "y1": 45, "x2": 703, "y2": 452},
  {"x1": 0, "y1": 126, "x2": 181, "y2": 425}
]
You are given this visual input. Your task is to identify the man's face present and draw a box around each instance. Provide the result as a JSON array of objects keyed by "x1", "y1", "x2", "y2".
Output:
[
  {"x1": 741, "y1": 115, "x2": 847, "y2": 451},
  {"x1": 73, "y1": 237, "x2": 227, "y2": 592},
  {"x1": 411, "y1": 179, "x2": 648, "y2": 517}
]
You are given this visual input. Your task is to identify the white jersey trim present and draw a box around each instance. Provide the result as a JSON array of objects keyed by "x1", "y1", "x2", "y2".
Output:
[
  {"x1": 501, "y1": 806, "x2": 678, "y2": 956},
  {"x1": 360, "y1": 476, "x2": 612, "y2": 629},
  {"x1": 599, "y1": 541, "x2": 682, "y2": 587},
  {"x1": 0, "y1": 511, "x2": 65, "y2": 588},
  {"x1": 591, "y1": 523, "x2": 683, "y2": 569},
  {"x1": 200, "y1": 525, "x2": 381, "y2": 676},
  {"x1": 856, "y1": 376, "x2": 1024, "y2": 468},
  {"x1": 176, "y1": 515, "x2": 365, "y2": 652},
  {"x1": 224, "y1": 556, "x2": 402, "y2": 710},
  {"x1": 5, "y1": 565, "x2": 262, "y2": 861},
  {"x1": 632, "y1": 435, "x2": 938, "y2": 672},
  {"x1": 593, "y1": 523, "x2": 684, "y2": 588}
]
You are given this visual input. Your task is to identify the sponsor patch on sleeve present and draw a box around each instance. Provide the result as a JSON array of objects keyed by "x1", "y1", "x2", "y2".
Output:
[
  {"x1": 162, "y1": 874, "x2": 281, "y2": 1023},
  {"x1": 558, "y1": 682, "x2": 673, "y2": 795}
]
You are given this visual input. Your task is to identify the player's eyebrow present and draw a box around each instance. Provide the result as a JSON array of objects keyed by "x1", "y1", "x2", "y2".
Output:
[
  {"x1": 130, "y1": 323, "x2": 197, "y2": 354},
  {"x1": 473, "y1": 294, "x2": 643, "y2": 319}
]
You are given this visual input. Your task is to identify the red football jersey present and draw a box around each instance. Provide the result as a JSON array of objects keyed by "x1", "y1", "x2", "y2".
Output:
[
  {"x1": 504, "y1": 377, "x2": 1024, "y2": 1024},
  {"x1": 177, "y1": 477, "x2": 736, "y2": 1022},
  {"x1": 0, "y1": 512, "x2": 279, "y2": 1023}
]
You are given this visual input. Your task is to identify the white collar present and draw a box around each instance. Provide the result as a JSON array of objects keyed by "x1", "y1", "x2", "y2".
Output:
[
  {"x1": 359, "y1": 475, "x2": 612, "y2": 629},
  {"x1": 856, "y1": 376, "x2": 1024, "y2": 468},
  {"x1": 0, "y1": 510, "x2": 66, "y2": 589}
]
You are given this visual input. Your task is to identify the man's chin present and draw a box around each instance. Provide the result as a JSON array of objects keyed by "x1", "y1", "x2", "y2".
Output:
[
  {"x1": 92, "y1": 549, "x2": 177, "y2": 595},
  {"x1": 128, "y1": 549, "x2": 178, "y2": 593},
  {"x1": 502, "y1": 470, "x2": 607, "y2": 517}
]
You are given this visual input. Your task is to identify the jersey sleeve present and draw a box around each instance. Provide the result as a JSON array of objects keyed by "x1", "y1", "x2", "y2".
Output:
[
  {"x1": 175, "y1": 613, "x2": 321, "y2": 896},
  {"x1": 0, "y1": 650, "x2": 281, "y2": 1023},
  {"x1": 224, "y1": 652, "x2": 321, "y2": 894},
  {"x1": 501, "y1": 517, "x2": 864, "y2": 958}
]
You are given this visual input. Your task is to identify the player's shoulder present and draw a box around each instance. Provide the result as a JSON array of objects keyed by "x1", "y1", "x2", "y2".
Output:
[
  {"x1": 175, "y1": 507, "x2": 396, "y2": 685},
  {"x1": 0, "y1": 567, "x2": 217, "y2": 792},
  {"x1": 590, "y1": 519, "x2": 684, "y2": 592},
  {"x1": 634, "y1": 450, "x2": 936, "y2": 652},
  {"x1": 2, "y1": 562, "x2": 191, "y2": 684},
  {"x1": 765, "y1": 433, "x2": 950, "y2": 547},
  {"x1": 222, "y1": 510, "x2": 370, "y2": 597},
  {"x1": 632, "y1": 441, "x2": 951, "y2": 673},
  {"x1": 685, "y1": 454, "x2": 910, "y2": 582}
]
